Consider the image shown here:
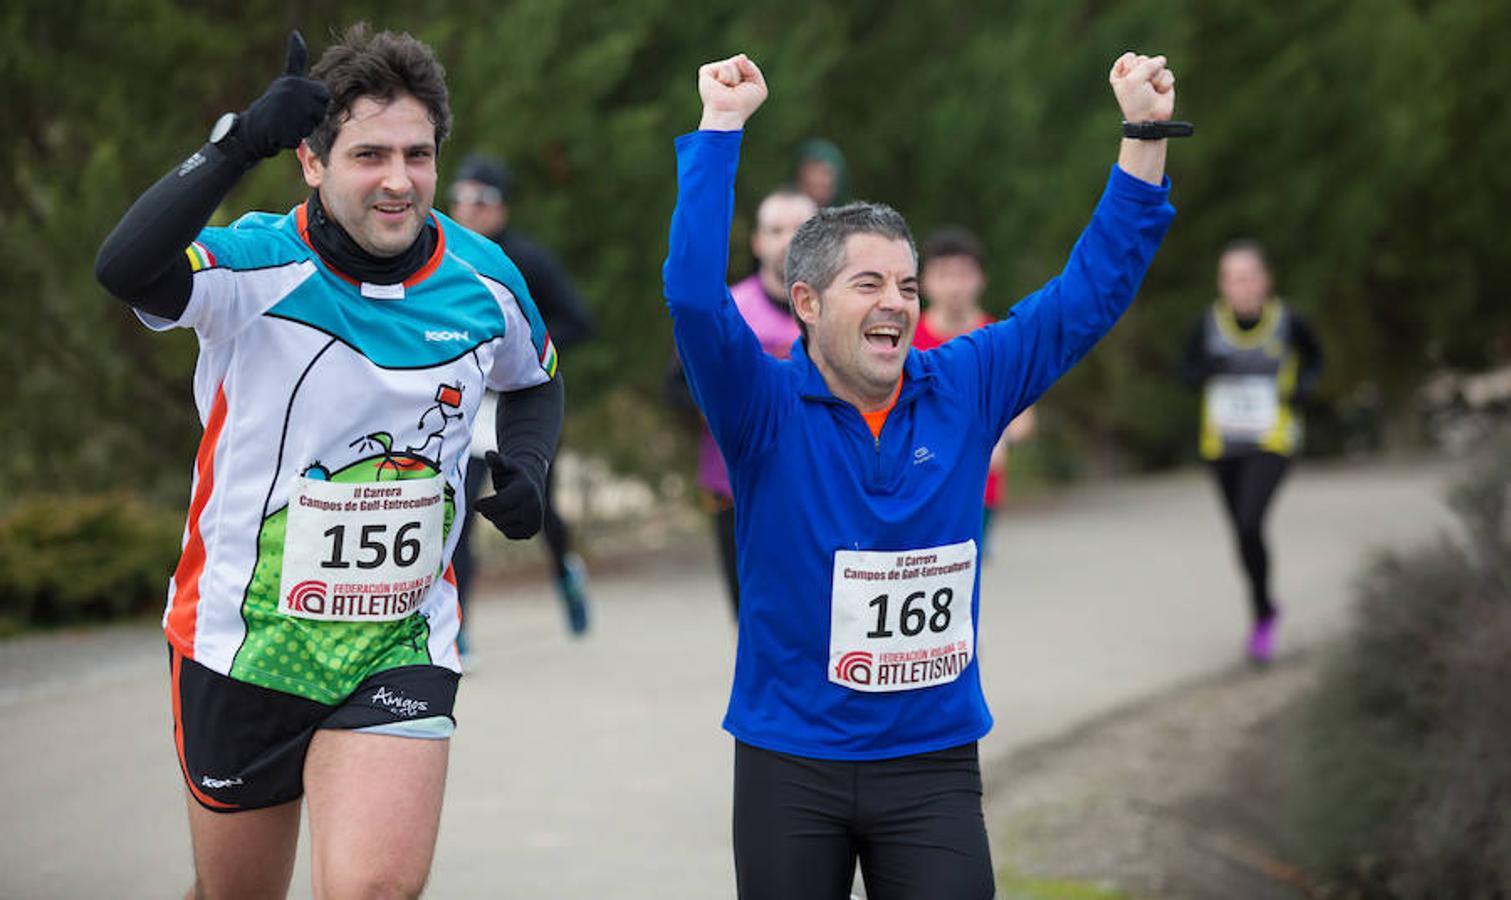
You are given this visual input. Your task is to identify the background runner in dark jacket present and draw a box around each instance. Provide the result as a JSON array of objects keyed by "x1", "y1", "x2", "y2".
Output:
[{"x1": 448, "y1": 155, "x2": 595, "y2": 639}]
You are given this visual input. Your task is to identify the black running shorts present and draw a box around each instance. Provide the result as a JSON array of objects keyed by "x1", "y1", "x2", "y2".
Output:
[{"x1": 169, "y1": 646, "x2": 458, "y2": 812}]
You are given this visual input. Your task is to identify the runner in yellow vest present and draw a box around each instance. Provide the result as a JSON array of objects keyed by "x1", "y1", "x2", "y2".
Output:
[{"x1": 1179, "y1": 240, "x2": 1323, "y2": 663}]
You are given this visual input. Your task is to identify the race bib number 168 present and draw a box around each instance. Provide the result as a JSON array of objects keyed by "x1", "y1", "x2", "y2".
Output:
[{"x1": 829, "y1": 540, "x2": 976, "y2": 693}]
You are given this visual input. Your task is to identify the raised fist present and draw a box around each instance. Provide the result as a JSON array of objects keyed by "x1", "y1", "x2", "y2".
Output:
[
  {"x1": 1109, "y1": 52, "x2": 1175, "y2": 123},
  {"x1": 698, "y1": 53, "x2": 768, "y2": 131}
]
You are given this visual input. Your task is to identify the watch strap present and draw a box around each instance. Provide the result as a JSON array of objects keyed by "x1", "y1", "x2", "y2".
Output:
[{"x1": 1122, "y1": 120, "x2": 1195, "y2": 140}]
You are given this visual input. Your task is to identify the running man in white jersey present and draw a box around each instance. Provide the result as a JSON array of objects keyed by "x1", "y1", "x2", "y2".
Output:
[{"x1": 95, "y1": 25, "x2": 561, "y2": 899}]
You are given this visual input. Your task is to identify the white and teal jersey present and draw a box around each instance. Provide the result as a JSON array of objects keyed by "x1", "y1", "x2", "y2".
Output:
[{"x1": 142, "y1": 202, "x2": 557, "y2": 703}]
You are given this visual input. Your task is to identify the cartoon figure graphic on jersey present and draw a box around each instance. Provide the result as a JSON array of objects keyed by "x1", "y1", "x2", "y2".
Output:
[
  {"x1": 347, "y1": 431, "x2": 408, "y2": 480},
  {"x1": 230, "y1": 389, "x2": 464, "y2": 703},
  {"x1": 409, "y1": 382, "x2": 464, "y2": 466}
]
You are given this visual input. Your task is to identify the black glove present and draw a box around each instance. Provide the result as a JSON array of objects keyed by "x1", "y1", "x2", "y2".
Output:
[
  {"x1": 473, "y1": 450, "x2": 545, "y2": 540},
  {"x1": 232, "y1": 31, "x2": 331, "y2": 163}
]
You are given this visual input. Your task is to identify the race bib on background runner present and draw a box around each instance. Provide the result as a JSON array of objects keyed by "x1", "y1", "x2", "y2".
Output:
[
  {"x1": 829, "y1": 540, "x2": 976, "y2": 693},
  {"x1": 279, "y1": 475, "x2": 445, "y2": 621},
  {"x1": 1206, "y1": 375, "x2": 1279, "y2": 439}
]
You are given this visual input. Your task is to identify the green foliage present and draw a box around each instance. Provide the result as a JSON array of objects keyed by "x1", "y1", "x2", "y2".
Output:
[
  {"x1": 1, "y1": 0, "x2": 400, "y2": 500},
  {"x1": 3, "y1": 0, "x2": 1507, "y2": 498},
  {"x1": 1287, "y1": 439, "x2": 1511, "y2": 895},
  {"x1": 998, "y1": 869, "x2": 1131, "y2": 900},
  {"x1": 0, "y1": 492, "x2": 183, "y2": 627}
]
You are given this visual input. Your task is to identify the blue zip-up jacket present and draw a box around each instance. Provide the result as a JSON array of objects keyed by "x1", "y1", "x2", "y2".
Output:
[{"x1": 662, "y1": 129, "x2": 1175, "y2": 760}]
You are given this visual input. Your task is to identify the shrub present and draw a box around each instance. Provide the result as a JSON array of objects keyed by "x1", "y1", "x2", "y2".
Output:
[
  {"x1": 1288, "y1": 440, "x2": 1511, "y2": 897},
  {"x1": 0, "y1": 492, "x2": 181, "y2": 628}
]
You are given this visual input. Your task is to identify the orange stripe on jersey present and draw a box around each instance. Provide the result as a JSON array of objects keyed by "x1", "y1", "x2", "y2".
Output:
[
  {"x1": 403, "y1": 218, "x2": 446, "y2": 287},
  {"x1": 165, "y1": 384, "x2": 229, "y2": 656},
  {"x1": 444, "y1": 564, "x2": 459, "y2": 616},
  {"x1": 170, "y1": 648, "x2": 238, "y2": 810},
  {"x1": 444, "y1": 564, "x2": 461, "y2": 656}
]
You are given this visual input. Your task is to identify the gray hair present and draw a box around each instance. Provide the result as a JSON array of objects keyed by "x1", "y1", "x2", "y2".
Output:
[{"x1": 785, "y1": 202, "x2": 916, "y2": 341}]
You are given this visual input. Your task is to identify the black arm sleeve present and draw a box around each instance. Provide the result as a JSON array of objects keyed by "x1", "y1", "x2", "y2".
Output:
[
  {"x1": 494, "y1": 375, "x2": 565, "y2": 494},
  {"x1": 1177, "y1": 318, "x2": 1209, "y2": 388},
  {"x1": 94, "y1": 141, "x2": 251, "y2": 321},
  {"x1": 1290, "y1": 313, "x2": 1325, "y2": 402}
]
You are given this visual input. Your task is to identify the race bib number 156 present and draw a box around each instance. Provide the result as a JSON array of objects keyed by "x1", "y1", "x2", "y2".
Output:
[
  {"x1": 829, "y1": 540, "x2": 977, "y2": 693},
  {"x1": 278, "y1": 475, "x2": 445, "y2": 622}
]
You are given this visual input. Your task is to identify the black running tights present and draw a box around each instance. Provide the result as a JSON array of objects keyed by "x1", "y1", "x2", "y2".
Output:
[{"x1": 1210, "y1": 451, "x2": 1289, "y2": 622}]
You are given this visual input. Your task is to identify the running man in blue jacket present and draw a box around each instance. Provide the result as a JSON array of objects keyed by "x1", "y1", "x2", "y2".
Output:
[{"x1": 663, "y1": 52, "x2": 1179, "y2": 899}]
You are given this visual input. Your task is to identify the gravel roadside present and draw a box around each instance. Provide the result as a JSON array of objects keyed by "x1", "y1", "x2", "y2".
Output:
[{"x1": 987, "y1": 652, "x2": 1325, "y2": 900}]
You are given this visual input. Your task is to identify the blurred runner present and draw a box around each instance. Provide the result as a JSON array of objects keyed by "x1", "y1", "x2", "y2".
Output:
[
  {"x1": 664, "y1": 51, "x2": 1181, "y2": 899},
  {"x1": 793, "y1": 137, "x2": 850, "y2": 207},
  {"x1": 1180, "y1": 239, "x2": 1323, "y2": 663},
  {"x1": 94, "y1": 25, "x2": 560, "y2": 898},
  {"x1": 914, "y1": 226, "x2": 1037, "y2": 556},
  {"x1": 448, "y1": 155, "x2": 595, "y2": 639}
]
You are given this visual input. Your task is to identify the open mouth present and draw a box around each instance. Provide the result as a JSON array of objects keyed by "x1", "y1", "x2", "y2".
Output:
[
  {"x1": 864, "y1": 324, "x2": 902, "y2": 350},
  {"x1": 373, "y1": 201, "x2": 411, "y2": 218}
]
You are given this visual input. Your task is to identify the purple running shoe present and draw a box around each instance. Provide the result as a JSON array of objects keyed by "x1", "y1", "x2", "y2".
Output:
[{"x1": 1248, "y1": 611, "x2": 1279, "y2": 664}]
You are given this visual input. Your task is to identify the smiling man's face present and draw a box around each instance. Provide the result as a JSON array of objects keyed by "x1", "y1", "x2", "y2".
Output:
[
  {"x1": 794, "y1": 233, "x2": 920, "y2": 411},
  {"x1": 298, "y1": 93, "x2": 438, "y2": 257}
]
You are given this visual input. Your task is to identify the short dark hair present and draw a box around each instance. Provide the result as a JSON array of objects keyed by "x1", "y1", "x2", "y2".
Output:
[
  {"x1": 785, "y1": 202, "x2": 916, "y2": 341},
  {"x1": 453, "y1": 154, "x2": 514, "y2": 203},
  {"x1": 923, "y1": 226, "x2": 985, "y2": 267},
  {"x1": 306, "y1": 23, "x2": 452, "y2": 162}
]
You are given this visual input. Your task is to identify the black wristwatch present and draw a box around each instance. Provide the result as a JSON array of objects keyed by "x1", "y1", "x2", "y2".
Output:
[
  {"x1": 209, "y1": 112, "x2": 238, "y2": 144},
  {"x1": 1121, "y1": 120, "x2": 1195, "y2": 140},
  {"x1": 208, "y1": 112, "x2": 254, "y2": 167}
]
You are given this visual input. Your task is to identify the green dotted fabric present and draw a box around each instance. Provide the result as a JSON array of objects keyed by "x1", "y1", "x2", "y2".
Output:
[{"x1": 229, "y1": 455, "x2": 456, "y2": 703}]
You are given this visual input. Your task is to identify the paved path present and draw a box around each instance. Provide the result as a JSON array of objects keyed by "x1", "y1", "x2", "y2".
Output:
[{"x1": 0, "y1": 459, "x2": 1456, "y2": 899}]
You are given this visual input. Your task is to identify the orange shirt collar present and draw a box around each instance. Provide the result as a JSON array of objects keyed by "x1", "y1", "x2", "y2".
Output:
[{"x1": 860, "y1": 377, "x2": 904, "y2": 440}]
